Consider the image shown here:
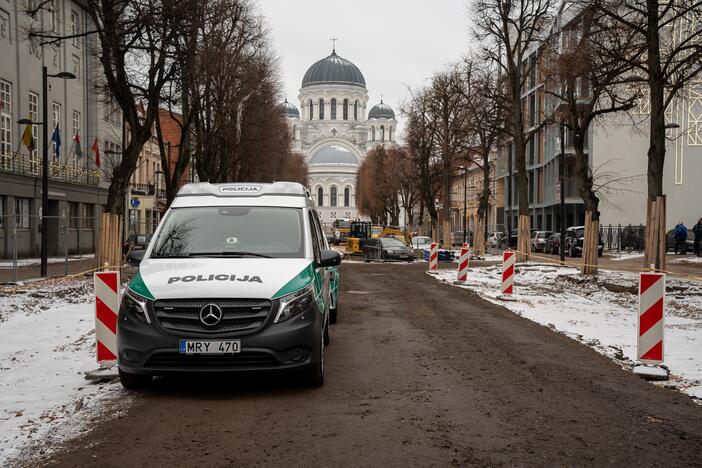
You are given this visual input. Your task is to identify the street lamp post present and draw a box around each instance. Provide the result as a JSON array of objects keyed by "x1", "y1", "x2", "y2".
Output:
[
  {"x1": 460, "y1": 166, "x2": 467, "y2": 245},
  {"x1": 40, "y1": 67, "x2": 75, "y2": 277},
  {"x1": 559, "y1": 123, "x2": 566, "y2": 262}
]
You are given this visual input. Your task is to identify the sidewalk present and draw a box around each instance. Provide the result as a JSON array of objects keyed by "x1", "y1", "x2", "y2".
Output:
[{"x1": 0, "y1": 258, "x2": 97, "y2": 283}]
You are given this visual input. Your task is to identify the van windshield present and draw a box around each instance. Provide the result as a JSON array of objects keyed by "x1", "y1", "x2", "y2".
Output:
[{"x1": 150, "y1": 206, "x2": 305, "y2": 259}]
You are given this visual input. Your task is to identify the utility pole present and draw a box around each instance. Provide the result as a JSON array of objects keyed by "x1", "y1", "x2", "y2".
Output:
[{"x1": 560, "y1": 123, "x2": 566, "y2": 262}]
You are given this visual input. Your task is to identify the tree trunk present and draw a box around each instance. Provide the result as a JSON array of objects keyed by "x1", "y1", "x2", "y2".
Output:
[
  {"x1": 442, "y1": 169, "x2": 452, "y2": 247},
  {"x1": 474, "y1": 219, "x2": 485, "y2": 256},
  {"x1": 574, "y1": 133, "x2": 600, "y2": 274},
  {"x1": 644, "y1": 0, "x2": 667, "y2": 270},
  {"x1": 512, "y1": 78, "x2": 530, "y2": 261}
]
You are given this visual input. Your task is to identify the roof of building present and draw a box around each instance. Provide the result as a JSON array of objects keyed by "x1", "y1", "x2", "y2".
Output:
[
  {"x1": 368, "y1": 100, "x2": 395, "y2": 120},
  {"x1": 309, "y1": 144, "x2": 359, "y2": 165},
  {"x1": 302, "y1": 51, "x2": 366, "y2": 89},
  {"x1": 281, "y1": 99, "x2": 300, "y2": 118}
]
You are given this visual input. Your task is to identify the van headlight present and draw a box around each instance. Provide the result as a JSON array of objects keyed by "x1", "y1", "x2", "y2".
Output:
[
  {"x1": 120, "y1": 288, "x2": 151, "y2": 323},
  {"x1": 275, "y1": 284, "x2": 314, "y2": 323}
]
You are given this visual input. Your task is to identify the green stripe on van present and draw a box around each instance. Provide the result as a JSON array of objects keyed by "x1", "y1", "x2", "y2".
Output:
[
  {"x1": 128, "y1": 269, "x2": 155, "y2": 300},
  {"x1": 272, "y1": 262, "x2": 315, "y2": 299}
]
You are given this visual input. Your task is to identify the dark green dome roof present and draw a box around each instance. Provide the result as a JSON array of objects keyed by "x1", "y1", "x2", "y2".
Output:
[
  {"x1": 281, "y1": 99, "x2": 299, "y2": 118},
  {"x1": 368, "y1": 100, "x2": 395, "y2": 120},
  {"x1": 302, "y1": 51, "x2": 366, "y2": 89}
]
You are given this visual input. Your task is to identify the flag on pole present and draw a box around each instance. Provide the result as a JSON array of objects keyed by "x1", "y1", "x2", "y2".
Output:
[
  {"x1": 74, "y1": 132, "x2": 82, "y2": 159},
  {"x1": 51, "y1": 125, "x2": 61, "y2": 161},
  {"x1": 91, "y1": 137, "x2": 100, "y2": 167},
  {"x1": 21, "y1": 124, "x2": 36, "y2": 152}
]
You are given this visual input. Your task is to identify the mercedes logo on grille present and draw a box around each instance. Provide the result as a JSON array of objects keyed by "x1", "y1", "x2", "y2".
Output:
[{"x1": 199, "y1": 303, "x2": 223, "y2": 326}]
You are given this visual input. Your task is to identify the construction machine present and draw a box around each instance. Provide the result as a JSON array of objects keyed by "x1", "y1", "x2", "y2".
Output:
[{"x1": 345, "y1": 221, "x2": 372, "y2": 255}]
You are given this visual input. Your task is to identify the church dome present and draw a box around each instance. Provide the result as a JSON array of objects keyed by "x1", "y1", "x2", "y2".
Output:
[
  {"x1": 309, "y1": 144, "x2": 359, "y2": 165},
  {"x1": 281, "y1": 99, "x2": 300, "y2": 118},
  {"x1": 302, "y1": 51, "x2": 366, "y2": 89},
  {"x1": 368, "y1": 100, "x2": 395, "y2": 120}
]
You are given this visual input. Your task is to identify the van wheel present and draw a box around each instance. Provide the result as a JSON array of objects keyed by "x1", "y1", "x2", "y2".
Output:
[
  {"x1": 119, "y1": 368, "x2": 152, "y2": 390},
  {"x1": 330, "y1": 305, "x2": 338, "y2": 324},
  {"x1": 304, "y1": 332, "x2": 324, "y2": 387}
]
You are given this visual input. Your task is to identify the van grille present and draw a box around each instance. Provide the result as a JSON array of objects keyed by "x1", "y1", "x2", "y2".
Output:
[
  {"x1": 144, "y1": 351, "x2": 279, "y2": 369},
  {"x1": 152, "y1": 298, "x2": 273, "y2": 335}
]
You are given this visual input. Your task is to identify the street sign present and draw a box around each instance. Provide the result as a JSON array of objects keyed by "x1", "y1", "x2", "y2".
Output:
[{"x1": 130, "y1": 198, "x2": 140, "y2": 208}]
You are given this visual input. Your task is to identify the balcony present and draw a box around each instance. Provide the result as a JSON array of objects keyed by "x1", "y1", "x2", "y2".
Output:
[{"x1": 0, "y1": 152, "x2": 101, "y2": 186}]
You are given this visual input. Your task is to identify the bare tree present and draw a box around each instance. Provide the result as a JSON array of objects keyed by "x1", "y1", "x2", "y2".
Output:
[
  {"x1": 593, "y1": 0, "x2": 702, "y2": 269},
  {"x1": 473, "y1": 0, "x2": 556, "y2": 260},
  {"x1": 541, "y1": 2, "x2": 639, "y2": 273}
]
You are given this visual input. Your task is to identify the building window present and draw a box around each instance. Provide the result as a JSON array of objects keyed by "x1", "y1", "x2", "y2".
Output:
[
  {"x1": 292, "y1": 124, "x2": 297, "y2": 140},
  {"x1": 70, "y1": 10, "x2": 80, "y2": 47},
  {"x1": 354, "y1": 100, "x2": 358, "y2": 120},
  {"x1": 389, "y1": 126, "x2": 393, "y2": 141},
  {"x1": 317, "y1": 187, "x2": 323, "y2": 207},
  {"x1": 371, "y1": 126, "x2": 375, "y2": 142},
  {"x1": 0, "y1": 80, "x2": 11, "y2": 155},
  {"x1": 318, "y1": 98, "x2": 325, "y2": 120},
  {"x1": 330, "y1": 186, "x2": 337, "y2": 207},
  {"x1": 69, "y1": 201, "x2": 79, "y2": 228},
  {"x1": 50, "y1": 0, "x2": 60, "y2": 33},
  {"x1": 344, "y1": 187, "x2": 350, "y2": 207},
  {"x1": 72, "y1": 54, "x2": 80, "y2": 80},
  {"x1": 82, "y1": 203, "x2": 94, "y2": 229},
  {"x1": 309, "y1": 99, "x2": 313, "y2": 120},
  {"x1": 380, "y1": 125, "x2": 385, "y2": 142},
  {"x1": 330, "y1": 98, "x2": 337, "y2": 120},
  {"x1": 28, "y1": 92, "x2": 39, "y2": 157},
  {"x1": 15, "y1": 198, "x2": 30, "y2": 228},
  {"x1": 72, "y1": 110, "x2": 80, "y2": 165},
  {"x1": 343, "y1": 99, "x2": 349, "y2": 120}
]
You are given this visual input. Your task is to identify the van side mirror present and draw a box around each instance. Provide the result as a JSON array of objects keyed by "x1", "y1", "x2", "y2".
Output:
[
  {"x1": 127, "y1": 249, "x2": 145, "y2": 266},
  {"x1": 319, "y1": 249, "x2": 342, "y2": 268}
]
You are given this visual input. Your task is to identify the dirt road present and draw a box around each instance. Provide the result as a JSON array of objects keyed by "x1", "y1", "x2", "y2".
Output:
[{"x1": 38, "y1": 262, "x2": 702, "y2": 467}]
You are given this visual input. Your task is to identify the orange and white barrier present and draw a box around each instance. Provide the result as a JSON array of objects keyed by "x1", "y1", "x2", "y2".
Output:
[
  {"x1": 637, "y1": 272, "x2": 665, "y2": 364},
  {"x1": 501, "y1": 251, "x2": 515, "y2": 295},
  {"x1": 457, "y1": 244, "x2": 470, "y2": 283},
  {"x1": 94, "y1": 271, "x2": 120, "y2": 366},
  {"x1": 429, "y1": 242, "x2": 438, "y2": 271}
]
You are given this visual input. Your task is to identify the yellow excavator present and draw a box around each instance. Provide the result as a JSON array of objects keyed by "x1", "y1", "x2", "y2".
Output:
[{"x1": 346, "y1": 223, "x2": 409, "y2": 255}]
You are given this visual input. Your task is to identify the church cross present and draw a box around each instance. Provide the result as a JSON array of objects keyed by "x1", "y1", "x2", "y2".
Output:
[{"x1": 331, "y1": 36, "x2": 338, "y2": 52}]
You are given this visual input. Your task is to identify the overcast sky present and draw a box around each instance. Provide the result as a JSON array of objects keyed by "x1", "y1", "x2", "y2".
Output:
[{"x1": 258, "y1": 0, "x2": 474, "y2": 138}]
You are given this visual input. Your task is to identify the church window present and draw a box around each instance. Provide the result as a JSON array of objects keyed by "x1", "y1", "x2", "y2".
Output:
[
  {"x1": 317, "y1": 187, "x2": 324, "y2": 206},
  {"x1": 292, "y1": 124, "x2": 298, "y2": 140},
  {"x1": 380, "y1": 125, "x2": 385, "y2": 142},
  {"x1": 319, "y1": 98, "x2": 325, "y2": 120},
  {"x1": 330, "y1": 186, "x2": 337, "y2": 207},
  {"x1": 371, "y1": 126, "x2": 375, "y2": 141},
  {"x1": 344, "y1": 187, "x2": 350, "y2": 207},
  {"x1": 354, "y1": 100, "x2": 358, "y2": 120},
  {"x1": 331, "y1": 98, "x2": 337, "y2": 120},
  {"x1": 389, "y1": 126, "x2": 393, "y2": 141},
  {"x1": 343, "y1": 99, "x2": 349, "y2": 120},
  {"x1": 309, "y1": 99, "x2": 313, "y2": 120}
]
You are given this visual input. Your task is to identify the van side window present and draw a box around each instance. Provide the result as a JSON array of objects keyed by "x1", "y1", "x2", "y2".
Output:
[
  {"x1": 312, "y1": 211, "x2": 326, "y2": 251},
  {"x1": 308, "y1": 212, "x2": 321, "y2": 262}
]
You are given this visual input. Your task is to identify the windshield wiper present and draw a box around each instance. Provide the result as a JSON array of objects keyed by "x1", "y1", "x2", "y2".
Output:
[{"x1": 187, "y1": 251, "x2": 272, "y2": 258}]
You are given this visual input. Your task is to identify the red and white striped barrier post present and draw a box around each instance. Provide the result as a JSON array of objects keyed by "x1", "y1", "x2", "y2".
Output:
[
  {"x1": 633, "y1": 272, "x2": 669, "y2": 380},
  {"x1": 428, "y1": 242, "x2": 438, "y2": 272},
  {"x1": 456, "y1": 244, "x2": 470, "y2": 283},
  {"x1": 94, "y1": 271, "x2": 120, "y2": 367},
  {"x1": 501, "y1": 251, "x2": 515, "y2": 295}
]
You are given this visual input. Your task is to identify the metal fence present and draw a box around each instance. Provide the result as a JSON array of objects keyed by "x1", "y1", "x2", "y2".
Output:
[
  {"x1": 599, "y1": 224, "x2": 646, "y2": 252},
  {"x1": 0, "y1": 152, "x2": 102, "y2": 186}
]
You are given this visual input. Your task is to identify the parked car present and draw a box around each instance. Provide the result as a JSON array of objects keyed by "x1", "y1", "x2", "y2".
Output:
[
  {"x1": 563, "y1": 226, "x2": 604, "y2": 257},
  {"x1": 665, "y1": 229, "x2": 695, "y2": 253},
  {"x1": 362, "y1": 237, "x2": 414, "y2": 262},
  {"x1": 544, "y1": 232, "x2": 561, "y2": 255},
  {"x1": 531, "y1": 231, "x2": 553, "y2": 252},
  {"x1": 487, "y1": 232, "x2": 502, "y2": 248},
  {"x1": 499, "y1": 229, "x2": 519, "y2": 249},
  {"x1": 411, "y1": 236, "x2": 432, "y2": 251}
]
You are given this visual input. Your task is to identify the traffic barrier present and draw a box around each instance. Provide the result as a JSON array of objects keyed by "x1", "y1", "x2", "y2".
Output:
[
  {"x1": 429, "y1": 242, "x2": 438, "y2": 272},
  {"x1": 457, "y1": 245, "x2": 470, "y2": 283},
  {"x1": 637, "y1": 272, "x2": 665, "y2": 364},
  {"x1": 502, "y1": 251, "x2": 515, "y2": 295},
  {"x1": 94, "y1": 271, "x2": 120, "y2": 366}
]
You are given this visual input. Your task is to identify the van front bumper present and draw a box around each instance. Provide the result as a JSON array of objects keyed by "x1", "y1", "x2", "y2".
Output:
[{"x1": 117, "y1": 301, "x2": 322, "y2": 375}]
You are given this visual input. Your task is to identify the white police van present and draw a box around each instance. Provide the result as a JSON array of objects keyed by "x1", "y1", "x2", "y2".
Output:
[{"x1": 118, "y1": 182, "x2": 341, "y2": 388}]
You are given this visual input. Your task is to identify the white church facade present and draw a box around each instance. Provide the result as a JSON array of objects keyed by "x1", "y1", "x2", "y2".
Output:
[{"x1": 282, "y1": 48, "x2": 397, "y2": 223}]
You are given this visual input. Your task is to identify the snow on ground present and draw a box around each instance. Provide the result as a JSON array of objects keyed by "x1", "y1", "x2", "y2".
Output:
[
  {"x1": 670, "y1": 256, "x2": 702, "y2": 265},
  {"x1": 430, "y1": 263, "x2": 702, "y2": 401},
  {"x1": 605, "y1": 251, "x2": 646, "y2": 261},
  {"x1": 0, "y1": 254, "x2": 94, "y2": 269},
  {"x1": 0, "y1": 277, "x2": 123, "y2": 465}
]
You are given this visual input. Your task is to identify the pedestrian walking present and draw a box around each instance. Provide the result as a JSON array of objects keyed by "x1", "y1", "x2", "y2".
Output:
[
  {"x1": 693, "y1": 218, "x2": 702, "y2": 257},
  {"x1": 674, "y1": 222, "x2": 688, "y2": 255}
]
